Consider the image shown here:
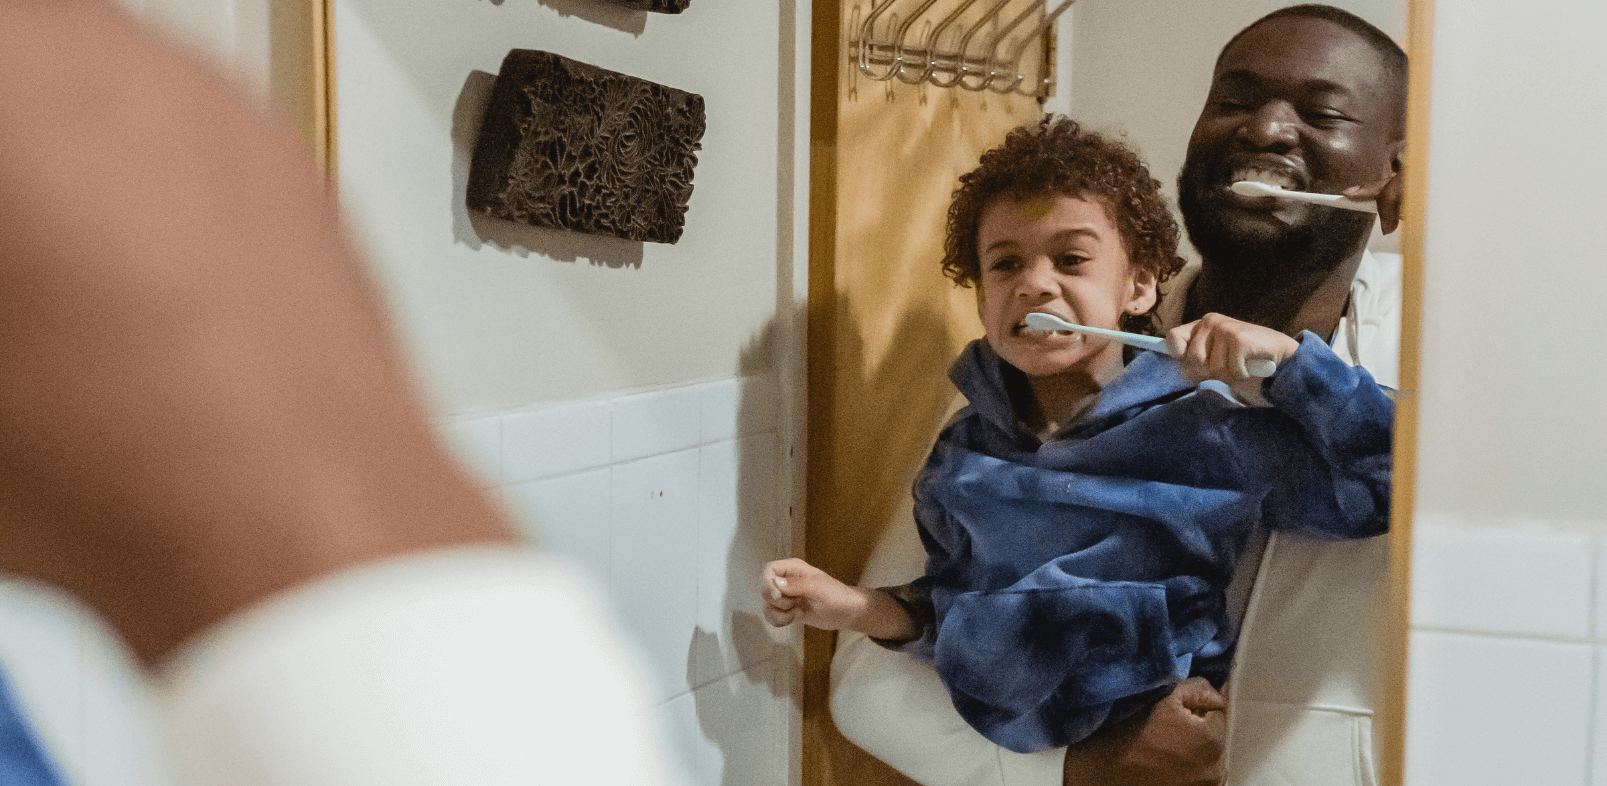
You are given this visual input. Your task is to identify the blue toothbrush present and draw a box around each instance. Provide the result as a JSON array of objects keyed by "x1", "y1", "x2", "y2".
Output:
[{"x1": 1023, "y1": 312, "x2": 1277, "y2": 377}]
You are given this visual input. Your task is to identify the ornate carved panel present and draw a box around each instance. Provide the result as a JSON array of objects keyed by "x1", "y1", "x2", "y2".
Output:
[
  {"x1": 466, "y1": 50, "x2": 706, "y2": 245},
  {"x1": 608, "y1": 0, "x2": 691, "y2": 12}
]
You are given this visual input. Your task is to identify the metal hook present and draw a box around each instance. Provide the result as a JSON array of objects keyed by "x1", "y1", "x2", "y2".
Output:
[
  {"x1": 969, "y1": 0, "x2": 1045, "y2": 92},
  {"x1": 854, "y1": 0, "x2": 1071, "y2": 98},
  {"x1": 933, "y1": 0, "x2": 1013, "y2": 90},
  {"x1": 856, "y1": 0, "x2": 903, "y2": 82},
  {"x1": 988, "y1": 0, "x2": 1073, "y2": 94},
  {"x1": 916, "y1": 0, "x2": 985, "y2": 87},
  {"x1": 888, "y1": 0, "x2": 944, "y2": 84}
]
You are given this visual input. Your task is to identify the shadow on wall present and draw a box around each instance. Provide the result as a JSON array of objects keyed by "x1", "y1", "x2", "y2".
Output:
[
  {"x1": 686, "y1": 316, "x2": 800, "y2": 786},
  {"x1": 449, "y1": 69, "x2": 647, "y2": 270},
  {"x1": 480, "y1": 0, "x2": 648, "y2": 36},
  {"x1": 805, "y1": 293, "x2": 963, "y2": 786}
]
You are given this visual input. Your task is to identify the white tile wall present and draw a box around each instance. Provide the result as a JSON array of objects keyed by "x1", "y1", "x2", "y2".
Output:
[
  {"x1": 1407, "y1": 520, "x2": 1607, "y2": 786},
  {"x1": 465, "y1": 375, "x2": 801, "y2": 780}
]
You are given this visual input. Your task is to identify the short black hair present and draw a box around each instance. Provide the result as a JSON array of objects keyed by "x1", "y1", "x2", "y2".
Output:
[
  {"x1": 943, "y1": 117, "x2": 1186, "y2": 337},
  {"x1": 1219, "y1": 4, "x2": 1407, "y2": 132}
]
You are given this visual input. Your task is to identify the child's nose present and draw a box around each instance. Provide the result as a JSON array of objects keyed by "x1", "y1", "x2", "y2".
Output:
[{"x1": 1014, "y1": 261, "x2": 1058, "y2": 301}]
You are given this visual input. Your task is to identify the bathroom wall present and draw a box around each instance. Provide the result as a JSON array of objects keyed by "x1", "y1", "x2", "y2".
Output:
[
  {"x1": 438, "y1": 376, "x2": 793, "y2": 785},
  {"x1": 331, "y1": 1, "x2": 811, "y2": 783},
  {"x1": 1405, "y1": 0, "x2": 1607, "y2": 783},
  {"x1": 0, "y1": 2, "x2": 810, "y2": 786},
  {"x1": 333, "y1": 0, "x2": 809, "y2": 414}
]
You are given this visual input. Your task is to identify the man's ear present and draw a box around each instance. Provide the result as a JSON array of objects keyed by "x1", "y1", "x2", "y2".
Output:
[
  {"x1": 1127, "y1": 268, "x2": 1159, "y2": 315},
  {"x1": 1377, "y1": 139, "x2": 1406, "y2": 235}
]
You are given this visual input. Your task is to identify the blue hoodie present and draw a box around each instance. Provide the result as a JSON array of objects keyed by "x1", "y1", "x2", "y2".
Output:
[
  {"x1": 0, "y1": 666, "x2": 66, "y2": 786},
  {"x1": 891, "y1": 332, "x2": 1392, "y2": 753}
]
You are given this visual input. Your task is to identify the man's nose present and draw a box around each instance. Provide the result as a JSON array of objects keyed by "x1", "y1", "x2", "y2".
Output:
[{"x1": 1238, "y1": 101, "x2": 1300, "y2": 149}]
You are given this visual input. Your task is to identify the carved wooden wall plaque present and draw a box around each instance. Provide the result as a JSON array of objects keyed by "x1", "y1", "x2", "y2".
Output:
[
  {"x1": 466, "y1": 50, "x2": 706, "y2": 245},
  {"x1": 608, "y1": 0, "x2": 691, "y2": 12}
]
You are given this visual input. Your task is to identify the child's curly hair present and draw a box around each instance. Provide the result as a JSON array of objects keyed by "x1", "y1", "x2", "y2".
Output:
[{"x1": 942, "y1": 117, "x2": 1187, "y2": 336}]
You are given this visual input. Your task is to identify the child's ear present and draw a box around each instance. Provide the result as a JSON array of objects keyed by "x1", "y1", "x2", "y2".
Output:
[{"x1": 1126, "y1": 268, "x2": 1158, "y2": 315}]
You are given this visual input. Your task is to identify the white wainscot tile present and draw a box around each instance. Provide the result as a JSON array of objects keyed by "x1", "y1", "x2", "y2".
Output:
[
  {"x1": 502, "y1": 400, "x2": 611, "y2": 483},
  {"x1": 1594, "y1": 648, "x2": 1607, "y2": 786},
  {"x1": 1594, "y1": 545, "x2": 1607, "y2": 639},
  {"x1": 692, "y1": 436, "x2": 788, "y2": 687},
  {"x1": 1410, "y1": 523, "x2": 1591, "y2": 638},
  {"x1": 611, "y1": 451, "x2": 702, "y2": 702},
  {"x1": 0, "y1": 577, "x2": 86, "y2": 783},
  {"x1": 504, "y1": 468, "x2": 612, "y2": 589},
  {"x1": 648, "y1": 692, "x2": 699, "y2": 785},
  {"x1": 1405, "y1": 631, "x2": 1590, "y2": 786},
  {"x1": 700, "y1": 375, "x2": 778, "y2": 444},
  {"x1": 613, "y1": 386, "x2": 704, "y2": 464},
  {"x1": 690, "y1": 659, "x2": 790, "y2": 786},
  {"x1": 439, "y1": 414, "x2": 502, "y2": 488}
]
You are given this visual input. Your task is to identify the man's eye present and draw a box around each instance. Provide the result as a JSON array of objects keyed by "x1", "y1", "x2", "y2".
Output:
[
  {"x1": 1209, "y1": 98, "x2": 1254, "y2": 113},
  {"x1": 1303, "y1": 110, "x2": 1352, "y2": 128}
]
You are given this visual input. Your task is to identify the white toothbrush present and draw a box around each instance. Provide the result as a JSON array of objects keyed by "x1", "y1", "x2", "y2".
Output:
[
  {"x1": 1023, "y1": 312, "x2": 1277, "y2": 378},
  {"x1": 1230, "y1": 181, "x2": 1378, "y2": 214}
]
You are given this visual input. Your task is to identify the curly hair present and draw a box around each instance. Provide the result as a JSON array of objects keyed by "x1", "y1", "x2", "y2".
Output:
[{"x1": 942, "y1": 116, "x2": 1186, "y2": 336}]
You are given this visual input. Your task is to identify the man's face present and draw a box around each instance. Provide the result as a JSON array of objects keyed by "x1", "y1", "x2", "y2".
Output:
[{"x1": 1178, "y1": 17, "x2": 1402, "y2": 270}]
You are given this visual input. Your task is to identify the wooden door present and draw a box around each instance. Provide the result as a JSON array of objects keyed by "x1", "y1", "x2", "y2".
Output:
[{"x1": 805, "y1": 1, "x2": 1048, "y2": 783}]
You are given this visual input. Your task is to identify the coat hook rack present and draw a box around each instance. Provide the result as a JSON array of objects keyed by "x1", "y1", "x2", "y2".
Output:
[{"x1": 849, "y1": 0, "x2": 1072, "y2": 97}]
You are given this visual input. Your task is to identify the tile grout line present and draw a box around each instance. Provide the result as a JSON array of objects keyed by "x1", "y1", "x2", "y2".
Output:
[
  {"x1": 1411, "y1": 625, "x2": 1603, "y2": 645},
  {"x1": 1588, "y1": 533, "x2": 1601, "y2": 783}
]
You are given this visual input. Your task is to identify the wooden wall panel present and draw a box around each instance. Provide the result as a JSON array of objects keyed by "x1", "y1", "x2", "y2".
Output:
[{"x1": 805, "y1": 3, "x2": 1046, "y2": 784}]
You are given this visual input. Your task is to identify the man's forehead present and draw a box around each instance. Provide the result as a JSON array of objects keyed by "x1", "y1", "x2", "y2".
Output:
[{"x1": 1214, "y1": 17, "x2": 1390, "y2": 94}]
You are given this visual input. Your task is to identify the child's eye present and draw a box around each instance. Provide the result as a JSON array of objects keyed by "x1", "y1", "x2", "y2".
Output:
[
  {"x1": 987, "y1": 257, "x2": 1021, "y2": 273},
  {"x1": 1056, "y1": 254, "x2": 1089, "y2": 268}
]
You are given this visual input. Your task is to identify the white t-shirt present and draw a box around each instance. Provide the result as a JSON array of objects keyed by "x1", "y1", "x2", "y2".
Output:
[{"x1": 161, "y1": 547, "x2": 690, "y2": 786}]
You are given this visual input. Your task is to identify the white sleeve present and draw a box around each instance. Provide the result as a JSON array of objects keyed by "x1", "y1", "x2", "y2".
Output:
[
  {"x1": 829, "y1": 506, "x2": 1063, "y2": 786},
  {"x1": 159, "y1": 547, "x2": 690, "y2": 786}
]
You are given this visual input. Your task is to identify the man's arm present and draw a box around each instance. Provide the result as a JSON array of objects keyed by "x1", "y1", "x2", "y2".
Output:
[
  {"x1": 0, "y1": 0, "x2": 514, "y2": 664},
  {"x1": 1062, "y1": 678, "x2": 1228, "y2": 786}
]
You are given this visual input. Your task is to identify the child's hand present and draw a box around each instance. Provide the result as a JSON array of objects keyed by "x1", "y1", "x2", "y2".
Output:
[
  {"x1": 1165, "y1": 314, "x2": 1300, "y2": 404},
  {"x1": 760, "y1": 558, "x2": 868, "y2": 631}
]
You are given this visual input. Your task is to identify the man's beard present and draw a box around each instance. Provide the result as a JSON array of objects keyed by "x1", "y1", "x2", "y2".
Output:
[{"x1": 1177, "y1": 155, "x2": 1374, "y2": 281}]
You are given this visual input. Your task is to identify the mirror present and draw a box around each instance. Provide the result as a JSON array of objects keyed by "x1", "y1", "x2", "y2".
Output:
[{"x1": 808, "y1": 1, "x2": 1423, "y2": 785}]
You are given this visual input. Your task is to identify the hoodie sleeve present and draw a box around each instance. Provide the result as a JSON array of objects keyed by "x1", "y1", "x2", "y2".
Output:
[
  {"x1": 928, "y1": 558, "x2": 1211, "y2": 753},
  {"x1": 1236, "y1": 331, "x2": 1395, "y2": 540}
]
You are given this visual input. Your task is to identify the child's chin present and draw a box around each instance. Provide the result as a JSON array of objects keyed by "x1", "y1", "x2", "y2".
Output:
[{"x1": 1008, "y1": 354, "x2": 1086, "y2": 378}]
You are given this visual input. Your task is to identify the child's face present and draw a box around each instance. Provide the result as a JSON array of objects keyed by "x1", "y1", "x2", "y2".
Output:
[{"x1": 975, "y1": 194, "x2": 1157, "y2": 379}]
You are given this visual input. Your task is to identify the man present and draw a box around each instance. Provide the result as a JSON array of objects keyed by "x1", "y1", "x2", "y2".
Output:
[{"x1": 828, "y1": 5, "x2": 1406, "y2": 785}]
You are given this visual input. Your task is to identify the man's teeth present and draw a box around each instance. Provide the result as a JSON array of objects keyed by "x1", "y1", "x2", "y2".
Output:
[{"x1": 1233, "y1": 169, "x2": 1300, "y2": 190}]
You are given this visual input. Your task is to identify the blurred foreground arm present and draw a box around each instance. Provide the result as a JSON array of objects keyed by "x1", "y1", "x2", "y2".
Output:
[{"x1": 0, "y1": 0, "x2": 516, "y2": 662}]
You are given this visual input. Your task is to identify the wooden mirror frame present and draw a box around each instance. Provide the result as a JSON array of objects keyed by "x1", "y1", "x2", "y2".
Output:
[{"x1": 270, "y1": 0, "x2": 336, "y2": 175}]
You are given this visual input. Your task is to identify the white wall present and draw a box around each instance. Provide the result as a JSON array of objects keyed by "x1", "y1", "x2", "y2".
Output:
[
  {"x1": 1404, "y1": 0, "x2": 1607, "y2": 783},
  {"x1": 332, "y1": 1, "x2": 811, "y2": 784},
  {"x1": 334, "y1": 0, "x2": 809, "y2": 416}
]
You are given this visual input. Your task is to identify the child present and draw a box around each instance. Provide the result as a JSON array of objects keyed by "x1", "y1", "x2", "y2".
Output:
[{"x1": 761, "y1": 118, "x2": 1392, "y2": 754}]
